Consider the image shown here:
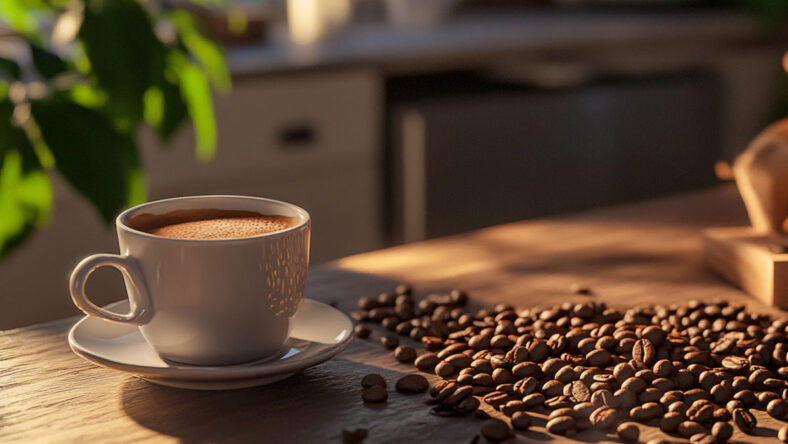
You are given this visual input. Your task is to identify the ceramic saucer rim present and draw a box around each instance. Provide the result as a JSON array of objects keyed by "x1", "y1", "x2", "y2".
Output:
[{"x1": 68, "y1": 298, "x2": 353, "y2": 381}]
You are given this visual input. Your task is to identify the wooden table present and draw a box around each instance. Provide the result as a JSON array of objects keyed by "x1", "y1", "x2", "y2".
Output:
[{"x1": 3, "y1": 184, "x2": 787, "y2": 443}]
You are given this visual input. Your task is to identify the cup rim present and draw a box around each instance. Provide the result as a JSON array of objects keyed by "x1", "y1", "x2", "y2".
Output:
[{"x1": 117, "y1": 195, "x2": 311, "y2": 243}]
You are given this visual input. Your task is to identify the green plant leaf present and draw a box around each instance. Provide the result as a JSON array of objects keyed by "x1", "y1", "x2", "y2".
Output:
[
  {"x1": 30, "y1": 43, "x2": 69, "y2": 79},
  {"x1": 144, "y1": 76, "x2": 188, "y2": 142},
  {"x1": 0, "y1": 100, "x2": 53, "y2": 258},
  {"x1": 69, "y1": 83, "x2": 107, "y2": 108},
  {"x1": 31, "y1": 99, "x2": 127, "y2": 222},
  {"x1": 169, "y1": 11, "x2": 231, "y2": 93},
  {"x1": 78, "y1": 0, "x2": 163, "y2": 128},
  {"x1": 119, "y1": 134, "x2": 146, "y2": 207},
  {"x1": 0, "y1": 57, "x2": 21, "y2": 80},
  {"x1": 0, "y1": 0, "x2": 38, "y2": 36},
  {"x1": 169, "y1": 52, "x2": 216, "y2": 161}
]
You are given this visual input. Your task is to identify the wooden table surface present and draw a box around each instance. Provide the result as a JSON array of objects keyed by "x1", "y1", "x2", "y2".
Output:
[{"x1": 3, "y1": 184, "x2": 787, "y2": 443}]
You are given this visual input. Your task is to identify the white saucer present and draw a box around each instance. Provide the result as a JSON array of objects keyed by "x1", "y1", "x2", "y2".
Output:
[{"x1": 68, "y1": 298, "x2": 353, "y2": 390}]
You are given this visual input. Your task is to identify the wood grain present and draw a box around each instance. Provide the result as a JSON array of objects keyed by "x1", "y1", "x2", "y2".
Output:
[
  {"x1": 703, "y1": 227, "x2": 788, "y2": 308},
  {"x1": 3, "y1": 184, "x2": 788, "y2": 443}
]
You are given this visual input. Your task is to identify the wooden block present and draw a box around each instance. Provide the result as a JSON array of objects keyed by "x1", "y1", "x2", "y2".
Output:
[{"x1": 702, "y1": 227, "x2": 788, "y2": 308}]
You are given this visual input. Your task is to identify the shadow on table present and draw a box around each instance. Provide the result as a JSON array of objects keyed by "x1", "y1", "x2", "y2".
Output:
[
  {"x1": 119, "y1": 355, "x2": 485, "y2": 443},
  {"x1": 119, "y1": 369, "x2": 351, "y2": 443}
]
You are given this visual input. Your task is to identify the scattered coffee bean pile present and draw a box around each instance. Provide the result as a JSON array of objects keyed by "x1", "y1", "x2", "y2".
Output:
[{"x1": 351, "y1": 284, "x2": 788, "y2": 443}]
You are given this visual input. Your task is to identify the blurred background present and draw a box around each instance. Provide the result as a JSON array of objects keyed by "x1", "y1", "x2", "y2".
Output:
[{"x1": 0, "y1": 0, "x2": 787, "y2": 328}]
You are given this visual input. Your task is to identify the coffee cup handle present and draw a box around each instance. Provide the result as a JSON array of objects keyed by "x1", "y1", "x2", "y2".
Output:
[{"x1": 69, "y1": 254, "x2": 152, "y2": 325}]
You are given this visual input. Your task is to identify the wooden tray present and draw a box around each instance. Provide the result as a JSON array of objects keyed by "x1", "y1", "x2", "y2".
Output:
[{"x1": 703, "y1": 226, "x2": 788, "y2": 308}]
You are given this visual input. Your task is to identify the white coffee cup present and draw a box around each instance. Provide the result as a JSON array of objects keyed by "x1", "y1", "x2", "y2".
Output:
[{"x1": 69, "y1": 195, "x2": 311, "y2": 366}]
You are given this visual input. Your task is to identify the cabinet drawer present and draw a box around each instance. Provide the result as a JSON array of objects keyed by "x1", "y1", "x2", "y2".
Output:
[{"x1": 142, "y1": 69, "x2": 382, "y2": 189}]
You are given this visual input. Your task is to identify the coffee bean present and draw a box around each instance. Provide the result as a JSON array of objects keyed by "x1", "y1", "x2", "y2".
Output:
[
  {"x1": 721, "y1": 355, "x2": 748, "y2": 372},
  {"x1": 457, "y1": 374, "x2": 473, "y2": 385},
  {"x1": 492, "y1": 368, "x2": 513, "y2": 385},
  {"x1": 726, "y1": 399, "x2": 743, "y2": 412},
  {"x1": 779, "y1": 424, "x2": 788, "y2": 443},
  {"x1": 522, "y1": 393, "x2": 545, "y2": 409},
  {"x1": 614, "y1": 362, "x2": 636, "y2": 383},
  {"x1": 362, "y1": 385, "x2": 388, "y2": 403},
  {"x1": 586, "y1": 349, "x2": 612, "y2": 367},
  {"x1": 544, "y1": 395, "x2": 573, "y2": 409},
  {"x1": 677, "y1": 421, "x2": 705, "y2": 438},
  {"x1": 732, "y1": 407, "x2": 756, "y2": 434},
  {"x1": 635, "y1": 369, "x2": 656, "y2": 383},
  {"x1": 431, "y1": 382, "x2": 458, "y2": 404},
  {"x1": 482, "y1": 391, "x2": 510, "y2": 409},
  {"x1": 545, "y1": 416, "x2": 574, "y2": 435},
  {"x1": 354, "y1": 324, "x2": 371, "y2": 339},
  {"x1": 480, "y1": 419, "x2": 511, "y2": 442},
  {"x1": 512, "y1": 362, "x2": 540, "y2": 379},
  {"x1": 361, "y1": 374, "x2": 386, "y2": 388},
  {"x1": 591, "y1": 373, "x2": 615, "y2": 384},
  {"x1": 651, "y1": 378, "x2": 674, "y2": 392},
  {"x1": 500, "y1": 400, "x2": 525, "y2": 417},
  {"x1": 511, "y1": 411, "x2": 532, "y2": 430},
  {"x1": 674, "y1": 369, "x2": 695, "y2": 390},
  {"x1": 667, "y1": 400, "x2": 687, "y2": 415},
  {"x1": 749, "y1": 368, "x2": 771, "y2": 388},
  {"x1": 430, "y1": 380, "x2": 451, "y2": 397},
  {"x1": 415, "y1": 353, "x2": 440, "y2": 372},
  {"x1": 758, "y1": 390, "x2": 780, "y2": 405},
  {"x1": 617, "y1": 422, "x2": 639, "y2": 443},
  {"x1": 381, "y1": 316, "x2": 399, "y2": 331},
  {"x1": 659, "y1": 411, "x2": 685, "y2": 432},
  {"x1": 342, "y1": 428, "x2": 368, "y2": 443},
  {"x1": 528, "y1": 340, "x2": 550, "y2": 362},
  {"x1": 468, "y1": 335, "x2": 490, "y2": 351},
  {"x1": 690, "y1": 433, "x2": 715, "y2": 444},
  {"x1": 567, "y1": 380, "x2": 590, "y2": 402},
  {"x1": 358, "y1": 297, "x2": 378, "y2": 310},
  {"x1": 638, "y1": 388, "x2": 663, "y2": 404},
  {"x1": 505, "y1": 345, "x2": 529, "y2": 364},
  {"x1": 590, "y1": 406, "x2": 617, "y2": 430},
  {"x1": 445, "y1": 353, "x2": 472, "y2": 369},
  {"x1": 687, "y1": 403, "x2": 713, "y2": 423},
  {"x1": 566, "y1": 402, "x2": 589, "y2": 418},
  {"x1": 421, "y1": 336, "x2": 443, "y2": 351},
  {"x1": 621, "y1": 377, "x2": 647, "y2": 393},
  {"x1": 542, "y1": 380, "x2": 563, "y2": 397},
  {"x1": 711, "y1": 421, "x2": 733, "y2": 443},
  {"x1": 591, "y1": 389, "x2": 617, "y2": 408},
  {"x1": 396, "y1": 374, "x2": 428, "y2": 394},
  {"x1": 733, "y1": 389, "x2": 756, "y2": 406},
  {"x1": 454, "y1": 396, "x2": 480, "y2": 415},
  {"x1": 444, "y1": 385, "x2": 473, "y2": 406},
  {"x1": 684, "y1": 388, "x2": 710, "y2": 405},
  {"x1": 712, "y1": 407, "x2": 730, "y2": 422},
  {"x1": 653, "y1": 359, "x2": 674, "y2": 378},
  {"x1": 630, "y1": 402, "x2": 662, "y2": 421},
  {"x1": 768, "y1": 398, "x2": 788, "y2": 418},
  {"x1": 381, "y1": 335, "x2": 399, "y2": 350},
  {"x1": 394, "y1": 346, "x2": 417, "y2": 363},
  {"x1": 633, "y1": 339, "x2": 657, "y2": 366},
  {"x1": 435, "y1": 361, "x2": 456, "y2": 378},
  {"x1": 470, "y1": 358, "x2": 493, "y2": 374},
  {"x1": 436, "y1": 343, "x2": 468, "y2": 359},
  {"x1": 472, "y1": 373, "x2": 493, "y2": 387},
  {"x1": 513, "y1": 377, "x2": 538, "y2": 396}
]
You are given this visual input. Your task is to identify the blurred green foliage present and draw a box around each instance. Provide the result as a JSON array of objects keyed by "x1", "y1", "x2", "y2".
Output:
[{"x1": 0, "y1": 0, "x2": 230, "y2": 258}]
